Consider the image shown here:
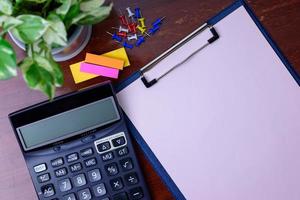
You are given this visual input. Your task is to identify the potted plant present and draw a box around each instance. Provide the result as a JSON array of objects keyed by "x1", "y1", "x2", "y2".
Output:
[{"x1": 0, "y1": 0, "x2": 112, "y2": 99}]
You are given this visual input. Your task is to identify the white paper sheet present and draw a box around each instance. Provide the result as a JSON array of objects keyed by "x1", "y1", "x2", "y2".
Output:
[{"x1": 117, "y1": 6, "x2": 300, "y2": 200}]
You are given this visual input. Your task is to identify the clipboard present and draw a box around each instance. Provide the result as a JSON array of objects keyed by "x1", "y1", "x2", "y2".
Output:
[{"x1": 116, "y1": 1, "x2": 300, "y2": 199}]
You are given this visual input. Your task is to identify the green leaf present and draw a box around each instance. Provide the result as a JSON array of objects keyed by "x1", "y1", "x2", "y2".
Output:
[
  {"x1": 20, "y1": 56, "x2": 56, "y2": 99},
  {"x1": 0, "y1": 0, "x2": 13, "y2": 15},
  {"x1": 71, "y1": 3, "x2": 112, "y2": 25},
  {"x1": 64, "y1": 1, "x2": 80, "y2": 28},
  {"x1": 43, "y1": 14, "x2": 67, "y2": 47},
  {"x1": 11, "y1": 15, "x2": 50, "y2": 44},
  {"x1": 0, "y1": 16, "x2": 23, "y2": 32},
  {"x1": 56, "y1": 0, "x2": 72, "y2": 17},
  {"x1": 80, "y1": 0, "x2": 104, "y2": 12},
  {"x1": 0, "y1": 37, "x2": 17, "y2": 80}
]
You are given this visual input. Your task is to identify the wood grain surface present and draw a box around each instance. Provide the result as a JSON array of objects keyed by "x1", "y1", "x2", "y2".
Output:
[{"x1": 0, "y1": 0, "x2": 299, "y2": 199}]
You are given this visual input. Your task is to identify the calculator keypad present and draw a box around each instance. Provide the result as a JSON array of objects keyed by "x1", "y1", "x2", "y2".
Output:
[{"x1": 34, "y1": 132, "x2": 147, "y2": 199}]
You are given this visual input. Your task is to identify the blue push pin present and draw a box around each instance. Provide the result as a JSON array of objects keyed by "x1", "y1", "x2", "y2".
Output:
[
  {"x1": 123, "y1": 42, "x2": 134, "y2": 49},
  {"x1": 136, "y1": 36, "x2": 146, "y2": 47},
  {"x1": 106, "y1": 31, "x2": 122, "y2": 42},
  {"x1": 152, "y1": 16, "x2": 166, "y2": 27},
  {"x1": 135, "y1": 8, "x2": 142, "y2": 19},
  {"x1": 148, "y1": 25, "x2": 160, "y2": 35}
]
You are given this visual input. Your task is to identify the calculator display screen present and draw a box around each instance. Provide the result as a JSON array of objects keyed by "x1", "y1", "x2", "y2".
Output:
[{"x1": 17, "y1": 96, "x2": 120, "y2": 151}]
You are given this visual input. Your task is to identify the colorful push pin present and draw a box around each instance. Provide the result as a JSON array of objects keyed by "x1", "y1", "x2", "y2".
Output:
[
  {"x1": 106, "y1": 31, "x2": 122, "y2": 42},
  {"x1": 128, "y1": 23, "x2": 137, "y2": 33},
  {"x1": 137, "y1": 25, "x2": 146, "y2": 34},
  {"x1": 148, "y1": 25, "x2": 160, "y2": 35},
  {"x1": 135, "y1": 36, "x2": 146, "y2": 47},
  {"x1": 112, "y1": 26, "x2": 129, "y2": 33},
  {"x1": 138, "y1": 18, "x2": 146, "y2": 28},
  {"x1": 118, "y1": 9, "x2": 128, "y2": 26},
  {"x1": 123, "y1": 41, "x2": 134, "y2": 49},
  {"x1": 127, "y1": 34, "x2": 138, "y2": 41},
  {"x1": 117, "y1": 32, "x2": 127, "y2": 38},
  {"x1": 152, "y1": 16, "x2": 166, "y2": 27},
  {"x1": 135, "y1": 8, "x2": 142, "y2": 19},
  {"x1": 126, "y1": 7, "x2": 135, "y2": 18}
]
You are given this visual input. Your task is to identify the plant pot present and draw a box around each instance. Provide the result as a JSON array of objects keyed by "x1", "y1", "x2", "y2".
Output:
[{"x1": 8, "y1": 25, "x2": 92, "y2": 62}]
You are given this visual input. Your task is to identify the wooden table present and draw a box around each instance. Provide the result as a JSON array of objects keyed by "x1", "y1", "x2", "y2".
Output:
[{"x1": 0, "y1": 0, "x2": 299, "y2": 199}]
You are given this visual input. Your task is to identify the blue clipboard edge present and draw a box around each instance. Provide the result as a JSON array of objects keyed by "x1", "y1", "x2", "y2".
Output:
[{"x1": 116, "y1": 1, "x2": 300, "y2": 199}]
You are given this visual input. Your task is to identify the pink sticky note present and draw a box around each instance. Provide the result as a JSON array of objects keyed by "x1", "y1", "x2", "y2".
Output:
[{"x1": 80, "y1": 62, "x2": 119, "y2": 79}]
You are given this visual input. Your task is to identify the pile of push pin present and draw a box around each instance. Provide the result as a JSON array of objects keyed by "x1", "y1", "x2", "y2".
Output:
[{"x1": 107, "y1": 7, "x2": 165, "y2": 49}]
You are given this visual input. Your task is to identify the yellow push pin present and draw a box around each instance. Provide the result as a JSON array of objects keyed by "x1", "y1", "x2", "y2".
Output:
[
  {"x1": 137, "y1": 25, "x2": 146, "y2": 34},
  {"x1": 138, "y1": 18, "x2": 146, "y2": 28}
]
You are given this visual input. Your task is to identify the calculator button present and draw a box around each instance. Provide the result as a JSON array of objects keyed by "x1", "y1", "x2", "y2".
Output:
[
  {"x1": 78, "y1": 188, "x2": 92, "y2": 200},
  {"x1": 63, "y1": 193, "x2": 77, "y2": 200},
  {"x1": 41, "y1": 184, "x2": 55, "y2": 198},
  {"x1": 55, "y1": 167, "x2": 68, "y2": 177},
  {"x1": 102, "y1": 151, "x2": 114, "y2": 162},
  {"x1": 97, "y1": 141, "x2": 111, "y2": 152},
  {"x1": 84, "y1": 158, "x2": 97, "y2": 167},
  {"x1": 80, "y1": 148, "x2": 94, "y2": 157},
  {"x1": 92, "y1": 183, "x2": 106, "y2": 197},
  {"x1": 124, "y1": 172, "x2": 139, "y2": 185},
  {"x1": 112, "y1": 136, "x2": 126, "y2": 147},
  {"x1": 67, "y1": 153, "x2": 79, "y2": 163},
  {"x1": 37, "y1": 173, "x2": 50, "y2": 183},
  {"x1": 110, "y1": 177, "x2": 124, "y2": 191},
  {"x1": 113, "y1": 192, "x2": 128, "y2": 200},
  {"x1": 105, "y1": 163, "x2": 119, "y2": 176},
  {"x1": 129, "y1": 187, "x2": 144, "y2": 200},
  {"x1": 34, "y1": 163, "x2": 47, "y2": 173},
  {"x1": 58, "y1": 178, "x2": 72, "y2": 192},
  {"x1": 116, "y1": 147, "x2": 128, "y2": 157},
  {"x1": 51, "y1": 157, "x2": 64, "y2": 167},
  {"x1": 120, "y1": 158, "x2": 133, "y2": 171},
  {"x1": 73, "y1": 174, "x2": 87, "y2": 187},
  {"x1": 88, "y1": 169, "x2": 101, "y2": 182},
  {"x1": 70, "y1": 163, "x2": 82, "y2": 173}
]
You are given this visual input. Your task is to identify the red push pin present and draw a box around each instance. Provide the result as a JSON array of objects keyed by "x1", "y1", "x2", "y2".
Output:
[
  {"x1": 119, "y1": 9, "x2": 128, "y2": 26},
  {"x1": 128, "y1": 23, "x2": 137, "y2": 33},
  {"x1": 117, "y1": 32, "x2": 127, "y2": 38}
]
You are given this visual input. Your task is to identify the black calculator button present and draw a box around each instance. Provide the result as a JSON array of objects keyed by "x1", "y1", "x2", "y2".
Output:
[
  {"x1": 67, "y1": 153, "x2": 79, "y2": 163},
  {"x1": 37, "y1": 173, "x2": 50, "y2": 183},
  {"x1": 51, "y1": 157, "x2": 64, "y2": 167},
  {"x1": 34, "y1": 163, "x2": 47, "y2": 173},
  {"x1": 78, "y1": 188, "x2": 92, "y2": 200},
  {"x1": 41, "y1": 184, "x2": 55, "y2": 198},
  {"x1": 110, "y1": 177, "x2": 124, "y2": 191},
  {"x1": 97, "y1": 142, "x2": 111, "y2": 152},
  {"x1": 102, "y1": 151, "x2": 114, "y2": 162},
  {"x1": 63, "y1": 193, "x2": 77, "y2": 200},
  {"x1": 92, "y1": 183, "x2": 107, "y2": 197},
  {"x1": 73, "y1": 174, "x2": 87, "y2": 187},
  {"x1": 87, "y1": 169, "x2": 101, "y2": 182},
  {"x1": 70, "y1": 162, "x2": 82, "y2": 173},
  {"x1": 129, "y1": 187, "x2": 144, "y2": 200},
  {"x1": 105, "y1": 163, "x2": 119, "y2": 176},
  {"x1": 80, "y1": 148, "x2": 94, "y2": 157},
  {"x1": 84, "y1": 157, "x2": 97, "y2": 167},
  {"x1": 58, "y1": 178, "x2": 72, "y2": 192},
  {"x1": 124, "y1": 172, "x2": 139, "y2": 185},
  {"x1": 55, "y1": 167, "x2": 68, "y2": 177},
  {"x1": 120, "y1": 158, "x2": 134, "y2": 171},
  {"x1": 116, "y1": 147, "x2": 128, "y2": 157},
  {"x1": 113, "y1": 192, "x2": 128, "y2": 200},
  {"x1": 112, "y1": 136, "x2": 126, "y2": 147}
]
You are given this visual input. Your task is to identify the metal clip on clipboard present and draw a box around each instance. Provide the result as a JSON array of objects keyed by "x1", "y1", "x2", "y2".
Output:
[{"x1": 140, "y1": 23, "x2": 219, "y2": 88}]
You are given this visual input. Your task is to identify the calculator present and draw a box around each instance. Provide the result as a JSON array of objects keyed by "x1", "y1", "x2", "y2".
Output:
[{"x1": 9, "y1": 82, "x2": 151, "y2": 200}]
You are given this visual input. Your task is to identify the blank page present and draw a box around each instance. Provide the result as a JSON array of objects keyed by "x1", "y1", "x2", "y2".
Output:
[{"x1": 117, "y1": 6, "x2": 300, "y2": 200}]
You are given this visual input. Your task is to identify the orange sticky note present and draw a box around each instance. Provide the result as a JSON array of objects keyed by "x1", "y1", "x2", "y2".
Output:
[{"x1": 85, "y1": 53, "x2": 124, "y2": 70}]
